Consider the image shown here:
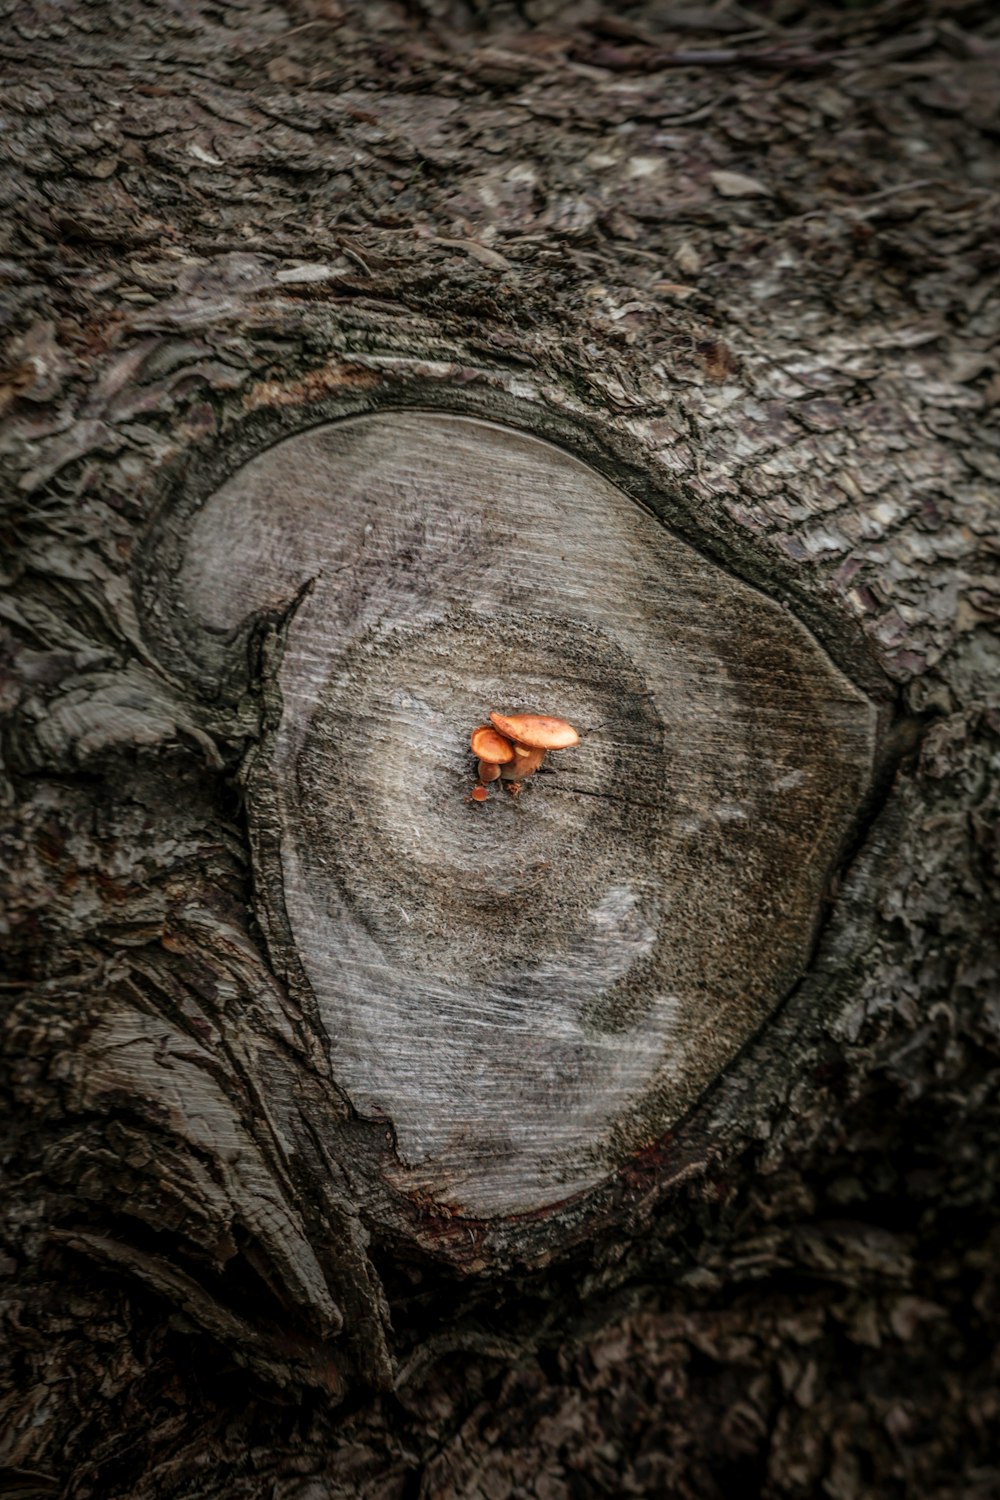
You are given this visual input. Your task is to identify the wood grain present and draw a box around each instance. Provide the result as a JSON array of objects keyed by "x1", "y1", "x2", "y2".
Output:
[{"x1": 175, "y1": 413, "x2": 876, "y2": 1218}]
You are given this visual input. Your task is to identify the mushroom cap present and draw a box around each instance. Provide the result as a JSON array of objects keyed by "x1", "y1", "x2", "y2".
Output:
[
  {"x1": 489, "y1": 712, "x2": 580, "y2": 751},
  {"x1": 470, "y1": 724, "x2": 515, "y2": 763}
]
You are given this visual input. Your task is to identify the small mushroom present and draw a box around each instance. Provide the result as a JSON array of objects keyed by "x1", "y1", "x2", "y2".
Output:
[
  {"x1": 469, "y1": 725, "x2": 515, "y2": 792},
  {"x1": 488, "y1": 712, "x2": 580, "y2": 785},
  {"x1": 467, "y1": 713, "x2": 580, "y2": 802},
  {"x1": 470, "y1": 725, "x2": 515, "y2": 766}
]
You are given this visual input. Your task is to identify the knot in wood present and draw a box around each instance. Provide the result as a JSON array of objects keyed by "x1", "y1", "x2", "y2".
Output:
[{"x1": 147, "y1": 412, "x2": 877, "y2": 1226}]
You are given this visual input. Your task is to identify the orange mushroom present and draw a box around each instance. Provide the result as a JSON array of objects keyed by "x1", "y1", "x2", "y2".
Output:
[
  {"x1": 467, "y1": 713, "x2": 579, "y2": 801},
  {"x1": 468, "y1": 724, "x2": 515, "y2": 800},
  {"x1": 488, "y1": 714, "x2": 581, "y2": 752},
  {"x1": 488, "y1": 712, "x2": 580, "y2": 788},
  {"x1": 470, "y1": 725, "x2": 515, "y2": 766}
]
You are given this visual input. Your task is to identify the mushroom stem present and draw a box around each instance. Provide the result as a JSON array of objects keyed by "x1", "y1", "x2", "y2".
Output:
[{"x1": 500, "y1": 744, "x2": 546, "y2": 780}]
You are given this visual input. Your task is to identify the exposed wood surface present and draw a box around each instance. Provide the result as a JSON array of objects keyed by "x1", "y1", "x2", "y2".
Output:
[
  {"x1": 168, "y1": 412, "x2": 877, "y2": 1217},
  {"x1": 1, "y1": 0, "x2": 998, "y2": 1496}
]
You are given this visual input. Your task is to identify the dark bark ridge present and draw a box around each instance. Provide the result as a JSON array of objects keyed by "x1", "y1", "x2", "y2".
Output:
[{"x1": 1, "y1": 2, "x2": 998, "y2": 1496}]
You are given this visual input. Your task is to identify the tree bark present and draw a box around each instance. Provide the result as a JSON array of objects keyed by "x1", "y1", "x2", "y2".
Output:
[{"x1": 1, "y1": 2, "x2": 998, "y2": 1497}]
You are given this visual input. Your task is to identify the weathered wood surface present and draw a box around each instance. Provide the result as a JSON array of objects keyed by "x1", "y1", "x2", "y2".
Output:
[
  {"x1": 1, "y1": 1, "x2": 998, "y2": 1496},
  {"x1": 156, "y1": 411, "x2": 878, "y2": 1218}
]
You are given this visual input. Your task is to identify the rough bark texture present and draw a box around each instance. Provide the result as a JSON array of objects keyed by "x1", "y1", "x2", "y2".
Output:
[{"x1": 1, "y1": 1, "x2": 998, "y2": 1497}]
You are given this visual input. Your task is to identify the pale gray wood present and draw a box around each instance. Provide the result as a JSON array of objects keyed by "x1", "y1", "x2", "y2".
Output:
[{"x1": 176, "y1": 413, "x2": 877, "y2": 1217}]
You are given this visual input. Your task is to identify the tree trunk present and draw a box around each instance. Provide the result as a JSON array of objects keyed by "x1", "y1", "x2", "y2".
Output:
[{"x1": 1, "y1": 2, "x2": 998, "y2": 1496}]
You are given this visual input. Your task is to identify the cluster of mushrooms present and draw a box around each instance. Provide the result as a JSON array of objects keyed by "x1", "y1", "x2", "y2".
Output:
[{"x1": 469, "y1": 712, "x2": 580, "y2": 801}]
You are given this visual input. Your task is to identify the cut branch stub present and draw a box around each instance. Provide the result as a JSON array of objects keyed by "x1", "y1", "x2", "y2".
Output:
[{"x1": 160, "y1": 413, "x2": 879, "y2": 1223}]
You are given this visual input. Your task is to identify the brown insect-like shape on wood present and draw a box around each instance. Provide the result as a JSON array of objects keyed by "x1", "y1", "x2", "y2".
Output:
[{"x1": 468, "y1": 713, "x2": 580, "y2": 801}]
